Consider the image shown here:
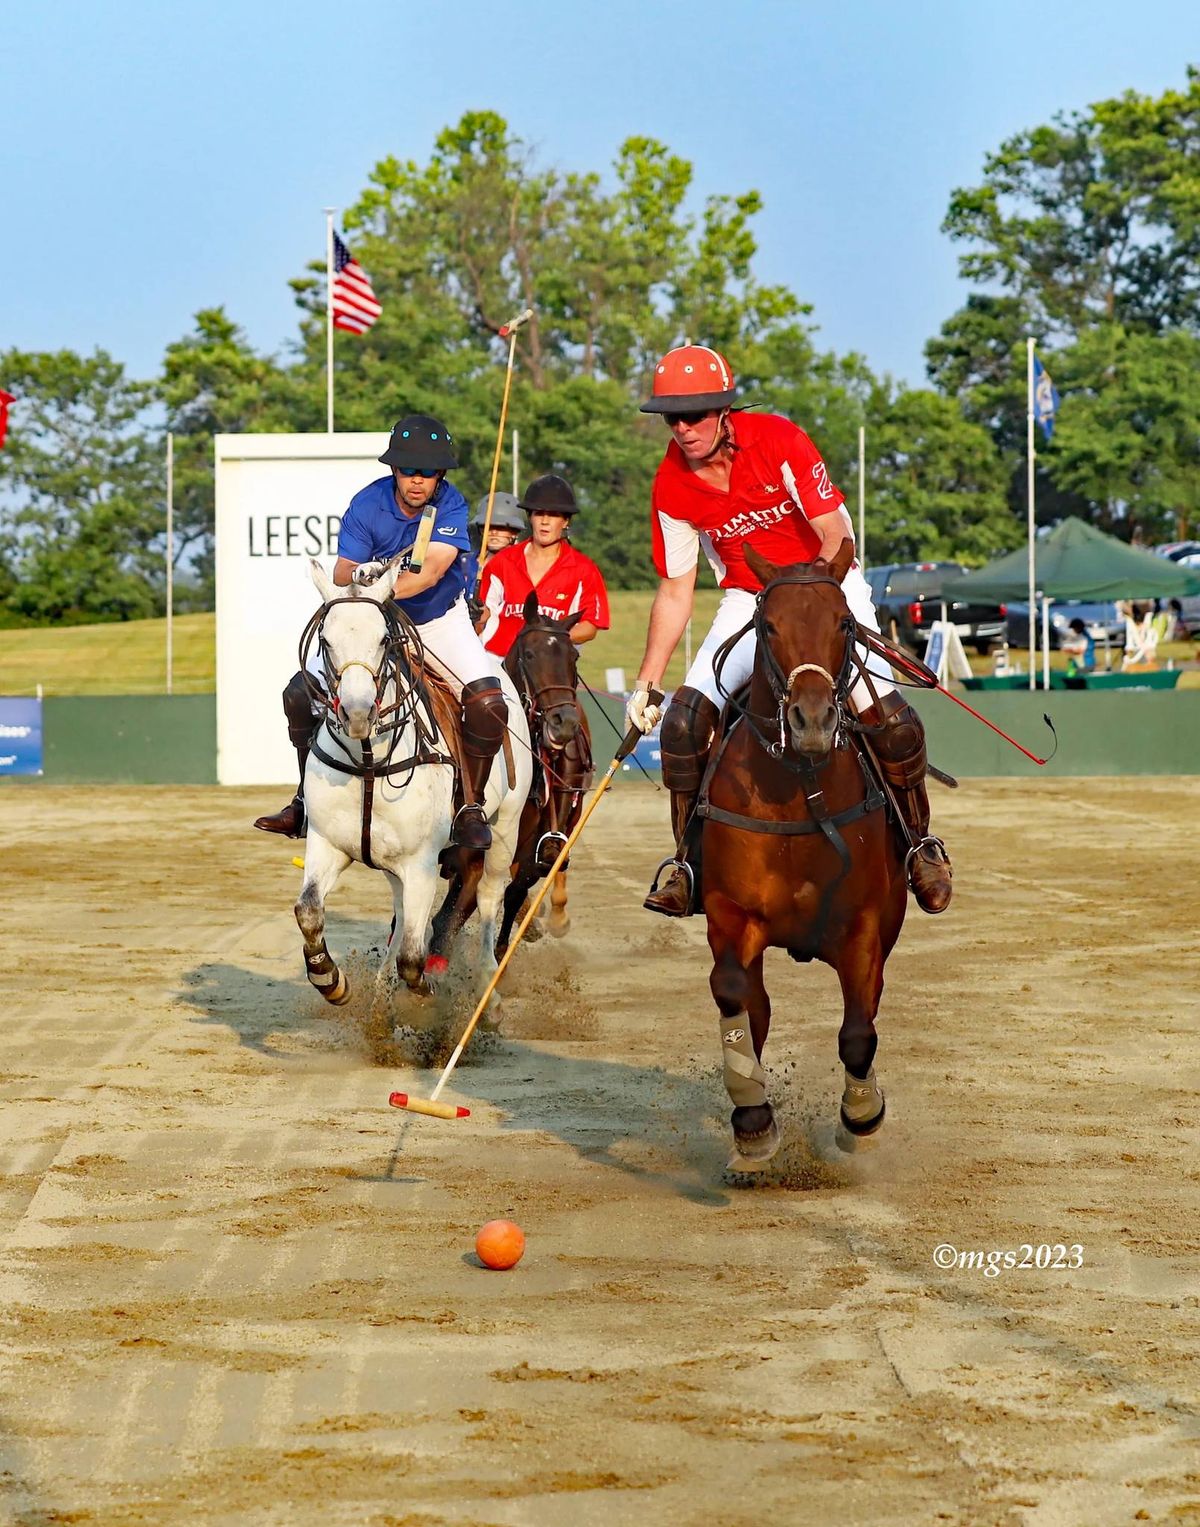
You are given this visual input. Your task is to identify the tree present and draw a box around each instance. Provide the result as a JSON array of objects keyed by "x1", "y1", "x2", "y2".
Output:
[
  {"x1": 1045, "y1": 326, "x2": 1200, "y2": 542},
  {"x1": 0, "y1": 349, "x2": 163, "y2": 622},
  {"x1": 861, "y1": 388, "x2": 1012, "y2": 565},
  {"x1": 159, "y1": 308, "x2": 314, "y2": 604},
  {"x1": 940, "y1": 68, "x2": 1200, "y2": 337},
  {"x1": 928, "y1": 69, "x2": 1200, "y2": 541}
]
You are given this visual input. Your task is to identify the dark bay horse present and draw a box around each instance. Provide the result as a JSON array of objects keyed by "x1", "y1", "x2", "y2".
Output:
[
  {"x1": 699, "y1": 541, "x2": 909, "y2": 1171},
  {"x1": 496, "y1": 593, "x2": 593, "y2": 955}
]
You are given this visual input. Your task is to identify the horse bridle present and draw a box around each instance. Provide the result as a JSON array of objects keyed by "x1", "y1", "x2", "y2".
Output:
[
  {"x1": 507, "y1": 624, "x2": 579, "y2": 750},
  {"x1": 715, "y1": 571, "x2": 858, "y2": 763},
  {"x1": 299, "y1": 596, "x2": 419, "y2": 729}
]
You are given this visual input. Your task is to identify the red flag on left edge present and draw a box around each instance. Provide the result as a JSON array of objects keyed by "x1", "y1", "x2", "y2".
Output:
[
  {"x1": 0, "y1": 390, "x2": 14, "y2": 449},
  {"x1": 331, "y1": 232, "x2": 382, "y2": 335}
]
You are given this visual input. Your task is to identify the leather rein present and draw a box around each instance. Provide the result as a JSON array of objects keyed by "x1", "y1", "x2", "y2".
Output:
[{"x1": 298, "y1": 596, "x2": 454, "y2": 868}]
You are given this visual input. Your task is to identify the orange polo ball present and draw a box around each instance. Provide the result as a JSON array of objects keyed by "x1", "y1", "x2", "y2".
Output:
[{"x1": 475, "y1": 1219, "x2": 525, "y2": 1270}]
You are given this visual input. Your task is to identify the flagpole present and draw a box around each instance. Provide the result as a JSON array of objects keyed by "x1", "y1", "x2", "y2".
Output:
[
  {"x1": 857, "y1": 424, "x2": 866, "y2": 569},
  {"x1": 1026, "y1": 337, "x2": 1036, "y2": 691},
  {"x1": 166, "y1": 431, "x2": 174, "y2": 696},
  {"x1": 325, "y1": 209, "x2": 336, "y2": 433}
]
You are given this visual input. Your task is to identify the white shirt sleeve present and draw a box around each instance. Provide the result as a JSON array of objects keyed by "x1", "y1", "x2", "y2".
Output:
[
  {"x1": 480, "y1": 573, "x2": 505, "y2": 648},
  {"x1": 657, "y1": 509, "x2": 701, "y2": 578}
]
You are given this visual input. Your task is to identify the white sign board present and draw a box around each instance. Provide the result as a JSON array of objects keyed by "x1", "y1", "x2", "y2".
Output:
[
  {"x1": 215, "y1": 432, "x2": 388, "y2": 785},
  {"x1": 923, "y1": 620, "x2": 974, "y2": 685}
]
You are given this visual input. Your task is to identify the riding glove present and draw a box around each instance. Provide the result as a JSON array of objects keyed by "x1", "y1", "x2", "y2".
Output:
[
  {"x1": 352, "y1": 560, "x2": 388, "y2": 586},
  {"x1": 626, "y1": 685, "x2": 664, "y2": 735}
]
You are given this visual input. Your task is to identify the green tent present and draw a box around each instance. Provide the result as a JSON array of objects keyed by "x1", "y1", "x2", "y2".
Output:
[{"x1": 955, "y1": 517, "x2": 1200, "y2": 601}]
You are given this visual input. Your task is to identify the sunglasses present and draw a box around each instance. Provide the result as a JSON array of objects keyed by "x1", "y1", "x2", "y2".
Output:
[
  {"x1": 664, "y1": 409, "x2": 715, "y2": 427},
  {"x1": 395, "y1": 466, "x2": 442, "y2": 478}
]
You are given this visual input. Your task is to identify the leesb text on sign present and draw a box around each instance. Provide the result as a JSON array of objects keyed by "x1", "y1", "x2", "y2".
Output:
[{"x1": 247, "y1": 515, "x2": 343, "y2": 558}]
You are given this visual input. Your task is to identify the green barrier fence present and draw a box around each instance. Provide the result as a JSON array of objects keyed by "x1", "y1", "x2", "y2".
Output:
[
  {"x1": 41, "y1": 695, "x2": 218, "y2": 784},
  {"x1": 5, "y1": 689, "x2": 1197, "y2": 784}
]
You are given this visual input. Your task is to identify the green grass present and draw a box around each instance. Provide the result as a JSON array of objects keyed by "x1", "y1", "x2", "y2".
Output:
[
  {"x1": 0, "y1": 595, "x2": 726, "y2": 699},
  {"x1": 0, "y1": 612, "x2": 216, "y2": 696},
  {"x1": 3, "y1": 598, "x2": 1192, "y2": 698}
]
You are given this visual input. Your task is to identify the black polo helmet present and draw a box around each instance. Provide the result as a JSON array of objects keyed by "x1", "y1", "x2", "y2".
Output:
[
  {"x1": 378, "y1": 414, "x2": 457, "y2": 471},
  {"x1": 472, "y1": 492, "x2": 525, "y2": 532},
  {"x1": 517, "y1": 473, "x2": 578, "y2": 517}
]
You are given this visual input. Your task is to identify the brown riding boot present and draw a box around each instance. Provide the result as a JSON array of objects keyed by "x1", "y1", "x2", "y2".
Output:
[
  {"x1": 254, "y1": 671, "x2": 319, "y2": 838},
  {"x1": 643, "y1": 686, "x2": 720, "y2": 918},
  {"x1": 861, "y1": 692, "x2": 953, "y2": 913},
  {"x1": 452, "y1": 678, "x2": 508, "y2": 853},
  {"x1": 643, "y1": 787, "x2": 701, "y2": 917}
]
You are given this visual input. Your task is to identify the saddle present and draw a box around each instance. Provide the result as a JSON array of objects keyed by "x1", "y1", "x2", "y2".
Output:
[{"x1": 413, "y1": 661, "x2": 516, "y2": 796}]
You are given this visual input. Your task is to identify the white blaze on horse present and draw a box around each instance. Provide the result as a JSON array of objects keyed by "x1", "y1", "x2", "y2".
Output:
[{"x1": 293, "y1": 558, "x2": 532, "y2": 1008}]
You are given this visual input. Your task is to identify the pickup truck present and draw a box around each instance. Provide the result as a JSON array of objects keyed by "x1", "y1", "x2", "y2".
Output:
[{"x1": 864, "y1": 562, "x2": 1006, "y2": 655}]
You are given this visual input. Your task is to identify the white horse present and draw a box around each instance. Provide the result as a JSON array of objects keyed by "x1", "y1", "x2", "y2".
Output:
[{"x1": 294, "y1": 558, "x2": 532, "y2": 1009}]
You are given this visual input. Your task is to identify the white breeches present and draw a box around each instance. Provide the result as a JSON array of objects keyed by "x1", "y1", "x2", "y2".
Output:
[
  {"x1": 683, "y1": 566, "x2": 896, "y2": 715},
  {"x1": 412, "y1": 597, "x2": 503, "y2": 697}
]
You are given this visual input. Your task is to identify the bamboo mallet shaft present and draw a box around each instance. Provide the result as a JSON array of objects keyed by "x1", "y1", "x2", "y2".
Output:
[
  {"x1": 389, "y1": 697, "x2": 660, "y2": 1117},
  {"x1": 477, "y1": 308, "x2": 533, "y2": 579}
]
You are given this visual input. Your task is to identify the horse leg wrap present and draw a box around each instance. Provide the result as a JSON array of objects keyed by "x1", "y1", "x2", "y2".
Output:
[
  {"x1": 841, "y1": 1066, "x2": 884, "y2": 1128},
  {"x1": 720, "y1": 1013, "x2": 768, "y2": 1108},
  {"x1": 305, "y1": 944, "x2": 349, "y2": 1005}
]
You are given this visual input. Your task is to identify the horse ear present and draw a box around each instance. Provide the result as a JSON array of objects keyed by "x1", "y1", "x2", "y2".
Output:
[
  {"x1": 561, "y1": 608, "x2": 583, "y2": 633},
  {"x1": 523, "y1": 592, "x2": 540, "y2": 624},
  {"x1": 829, "y1": 537, "x2": 855, "y2": 584},
  {"x1": 309, "y1": 558, "x2": 337, "y2": 604},
  {"x1": 743, "y1": 544, "x2": 779, "y2": 588}
]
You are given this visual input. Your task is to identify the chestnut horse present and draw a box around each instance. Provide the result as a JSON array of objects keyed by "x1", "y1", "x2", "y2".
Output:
[
  {"x1": 698, "y1": 542, "x2": 909, "y2": 1171},
  {"x1": 496, "y1": 593, "x2": 593, "y2": 955}
]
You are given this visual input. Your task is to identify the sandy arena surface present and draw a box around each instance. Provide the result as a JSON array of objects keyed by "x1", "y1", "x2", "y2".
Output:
[{"x1": 0, "y1": 778, "x2": 1197, "y2": 1526}]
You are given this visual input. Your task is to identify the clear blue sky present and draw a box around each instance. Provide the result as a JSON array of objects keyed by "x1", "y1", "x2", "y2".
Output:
[{"x1": 3, "y1": 0, "x2": 1195, "y2": 388}]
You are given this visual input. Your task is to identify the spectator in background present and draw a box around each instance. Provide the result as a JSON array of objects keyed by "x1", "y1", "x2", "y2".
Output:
[
  {"x1": 1122, "y1": 601, "x2": 1158, "y2": 669},
  {"x1": 1061, "y1": 617, "x2": 1096, "y2": 675}
]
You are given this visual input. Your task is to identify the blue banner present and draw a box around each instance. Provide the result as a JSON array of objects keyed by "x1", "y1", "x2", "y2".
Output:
[
  {"x1": 1033, "y1": 355, "x2": 1060, "y2": 440},
  {"x1": 0, "y1": 698, "x2": 44, "y2": 777}
]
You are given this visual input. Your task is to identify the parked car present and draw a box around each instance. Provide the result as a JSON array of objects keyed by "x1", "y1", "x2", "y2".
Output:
[
  {"x1": 1004, "y1": 601, "x2": 1125, "y2": 653},
  {"x1": 864, "y1": 561, "x2": 1006, "y2": 654}
]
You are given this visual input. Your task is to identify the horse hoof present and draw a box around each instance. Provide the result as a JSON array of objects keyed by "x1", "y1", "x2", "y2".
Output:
[
  {"x1": 839, "y1": 1095, "x2": 886, "y2": 1137},
  {"x1": 547, "y1": 916, "x2": 570, "y2": 939},
  {"x1": 726, "y1": 1114, "x2": 781, "y2": 1173},
  {"x1": 835, "y1": 1099, "x2": 885, "y2": 1153}
]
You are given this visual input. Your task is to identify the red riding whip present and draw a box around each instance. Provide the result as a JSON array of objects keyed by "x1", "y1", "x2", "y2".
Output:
[{"x1": 861, "y1": 630, "x2": 1057, "y2": 766}]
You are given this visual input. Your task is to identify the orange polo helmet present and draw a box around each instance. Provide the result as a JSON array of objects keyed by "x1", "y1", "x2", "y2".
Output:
[{"x1": 639, "y1": 345, "x2": 737, "y2": 413}]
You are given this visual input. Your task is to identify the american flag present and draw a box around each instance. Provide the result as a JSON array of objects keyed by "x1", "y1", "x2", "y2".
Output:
[{"x1": 331, "y1": 231, "x2": 382, "y2": 335}]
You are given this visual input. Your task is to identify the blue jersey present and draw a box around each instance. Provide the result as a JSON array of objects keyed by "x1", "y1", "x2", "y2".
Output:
[{"x1": 337, "y1": 476, "x2": 472, "y2": 624}]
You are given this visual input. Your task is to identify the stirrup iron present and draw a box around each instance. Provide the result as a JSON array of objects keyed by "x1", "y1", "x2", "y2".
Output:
[
  {"x1": 646, "y1": 856, "x2": 694, "y2": 900},
  {"x1": 535, "y1": 830, "x2": 570, "y2": 871}
]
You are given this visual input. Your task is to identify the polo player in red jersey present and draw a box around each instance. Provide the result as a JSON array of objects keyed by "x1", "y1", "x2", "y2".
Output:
[
  {"x1": 624, "y1": 344, "x2": 953, "y2": 919},
  {"x1": 477, "y1": 474, "x2": 610, "y2": 657}
]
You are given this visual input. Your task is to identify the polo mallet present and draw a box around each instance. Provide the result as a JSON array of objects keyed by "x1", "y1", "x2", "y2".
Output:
[
  {"x1": 477, "y1": 307, "x2": 534, "y2": 582},
  {"x1": 389, "y1": 691, "x2": 663, "y2": 1121}
]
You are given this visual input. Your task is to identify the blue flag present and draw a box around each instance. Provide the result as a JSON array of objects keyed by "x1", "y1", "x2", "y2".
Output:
[{"x1": 1033, "y1": 354, "x2": 1060, "y2": 440}]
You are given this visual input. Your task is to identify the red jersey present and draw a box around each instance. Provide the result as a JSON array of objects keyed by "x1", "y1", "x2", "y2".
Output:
[
  {"x1": 650, "y1": 412, "x2": 847, "y2": 591},
  {"x1": 479, "y1": 539, "x2": 611, "y2": 656}
]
